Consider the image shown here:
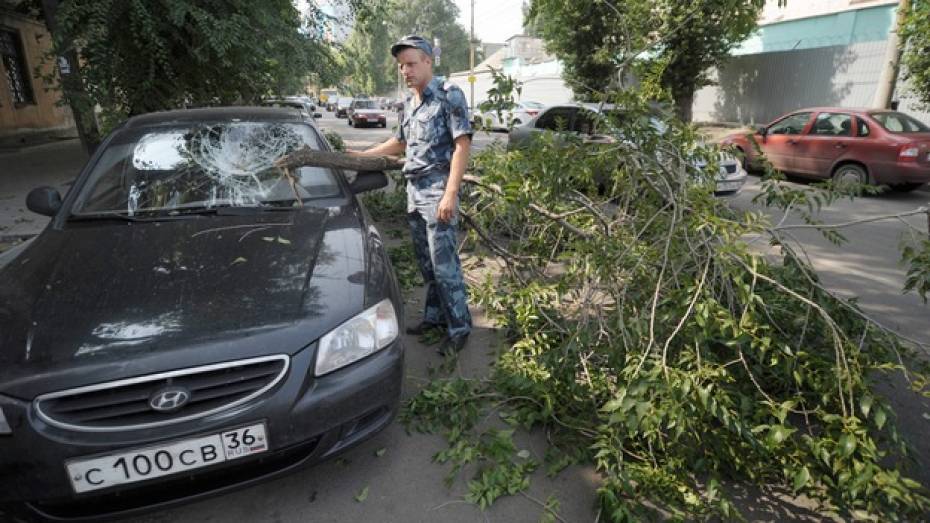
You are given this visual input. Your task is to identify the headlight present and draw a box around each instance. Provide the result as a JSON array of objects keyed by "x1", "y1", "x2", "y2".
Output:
[
  {"x1": 315, "y1": 299, "x2": 398, "y2": 376},
  {"x1": 0, "y1": 407, "x2": 11, "y2": 435}
]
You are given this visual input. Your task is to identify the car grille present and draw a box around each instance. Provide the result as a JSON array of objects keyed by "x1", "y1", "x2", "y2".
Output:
[{"x1": 34, "y1": 355, "x2": 289, "y2": 432}]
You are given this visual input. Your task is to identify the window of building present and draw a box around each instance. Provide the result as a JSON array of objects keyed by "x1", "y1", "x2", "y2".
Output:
[{"x1": 0, "y1": 28, "x2": 35, "y2": 106}]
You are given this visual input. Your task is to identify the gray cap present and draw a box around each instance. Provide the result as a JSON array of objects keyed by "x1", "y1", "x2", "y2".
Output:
[{"x1": 391, "y1": 35, "x2": 433, "y2": 57}]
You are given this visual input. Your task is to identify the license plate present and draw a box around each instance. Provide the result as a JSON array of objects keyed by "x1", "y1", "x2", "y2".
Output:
[
  {"x1": 367, "y1": 117, "x2": 378, "y2": 121},
  {"x1": 66, "y1": 422, "x2": 268, "y2": 493}
]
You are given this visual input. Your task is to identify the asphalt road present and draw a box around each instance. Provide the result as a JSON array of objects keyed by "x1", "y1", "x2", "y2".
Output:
[{"x1": 25, "y1": 112, "x2": 928, "y2": 522}]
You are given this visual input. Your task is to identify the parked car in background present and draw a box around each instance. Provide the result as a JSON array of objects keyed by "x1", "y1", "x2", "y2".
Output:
[
  {"x1": 0, "y1": 107, "x2": 404, "y2": 521},
  {"x1": 509, "y1": 103, "x2": 747, "y2": 195},
  {"x1": 475, "y1": 101, "x2": 545, "y2": 131},
  {"x1": 721, "y1": 108, "x2": 930, "y2": 192},
  {"x1": 347, "y1": 99, "x2": 387, "y2": 128},
  {"x1": 261, "y1": 98, "x2": 320, "y2": 119},
  {"x1": 335, "y1": 97, "x2": 354, "y2": 119},
  {"x1": 320, "y1": 88, "x2": 339, "y2": 111}
]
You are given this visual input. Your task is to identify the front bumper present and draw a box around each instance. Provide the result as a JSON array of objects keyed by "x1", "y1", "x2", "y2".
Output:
[
  {"x1": 715, "y1": 168, "x2": 748, "y2": 195},
  {"x1": 0, "y1": 339, "x2": 404, "y2": 521},
  {"x1": 352, "y1": 116, "x2": 386, "y2": 126}
]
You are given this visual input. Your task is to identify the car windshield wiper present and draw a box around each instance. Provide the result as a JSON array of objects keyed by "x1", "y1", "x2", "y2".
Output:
[
  {"x1": 68, "y1": 212, "x2": 167, "y2": 222},
  {"x1": 169, "y1": 203, "x2": 303, "y2": 216}
]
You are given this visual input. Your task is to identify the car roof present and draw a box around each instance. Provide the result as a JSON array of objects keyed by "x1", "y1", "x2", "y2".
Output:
[
  {"x1": 122, "y1": 107, "x2": 310, "y2": 129},
  {"x1": 789, "y1": 107, "x2": 885, "y2": 116}
]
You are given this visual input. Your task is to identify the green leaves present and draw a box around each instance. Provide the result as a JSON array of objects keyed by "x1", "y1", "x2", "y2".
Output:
[
  {"x1": 528, "y1": 0, "x2": 767, "y2": 119},
  {"x1": 399, "y1": 85, "x2": 930, "y2": 520},
  {"x1": 901, "y1": 2, "x2": 930, "y2": 110},
  {"x1": 55, "y1": 0, "x2": 355, "y2": 123}
]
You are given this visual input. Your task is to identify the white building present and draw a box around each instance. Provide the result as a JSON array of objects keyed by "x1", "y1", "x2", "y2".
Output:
[
  {"x1": 447, "y1": 35, "x2": 573, "y2": 108},
  {"x1": 692, "y1": 0, "x2": 930, "y2": 124}
]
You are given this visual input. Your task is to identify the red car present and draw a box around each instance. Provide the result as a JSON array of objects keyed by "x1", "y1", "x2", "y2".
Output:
[{"x1": 721, "y1": 108, "x2": 930, "y2": 192}]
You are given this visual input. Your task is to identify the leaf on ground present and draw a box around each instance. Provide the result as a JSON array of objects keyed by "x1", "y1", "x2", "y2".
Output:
[
  {"x1": 262, "y1": 236, "x2": 274, "y2": 242},
  {"x1": 277, "y1": 237, "x2": 291, "y2": 244},
  {"x1": 517, "y1": 449, "x2": 532, "y2": 459},
  {"x1": 354, "y1": 486, "x2": 369, "y2": 502},
  {"x1": 375, "y1": 448, "x2": 387, "y2": 457},
  {"x1": 231, "y1": 257, "x2": 247, "y2": 265}
]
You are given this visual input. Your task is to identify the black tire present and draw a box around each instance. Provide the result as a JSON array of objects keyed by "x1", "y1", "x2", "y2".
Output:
[
  {"x1": 890, "y1": 182, "x2": 923, "y2": 193},
  {"x1": 736, "y1": 147, "x2": 751, "y2": 172},
  {"x1": 832, "y1": 163, "x2": 870, "y2": 188}
]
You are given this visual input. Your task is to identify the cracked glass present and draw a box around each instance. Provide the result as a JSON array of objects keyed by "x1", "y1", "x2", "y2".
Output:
[{"x1": 71, "y1": 122, "x2": 341, "y2": 215}]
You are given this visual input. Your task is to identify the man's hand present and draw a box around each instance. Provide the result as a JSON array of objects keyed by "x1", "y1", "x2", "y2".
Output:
[{"x1": 436, "y1": 192, "x2": 457, "y2": 223}]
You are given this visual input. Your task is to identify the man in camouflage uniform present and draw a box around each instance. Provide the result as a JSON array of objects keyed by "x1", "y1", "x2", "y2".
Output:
[{"x1": 353, "y1": 35, "x2": 473, "y2": 355}]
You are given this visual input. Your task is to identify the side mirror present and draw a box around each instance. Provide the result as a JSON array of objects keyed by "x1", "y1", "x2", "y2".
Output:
[
  {"x1": 350, "y1": 171, "x2": 388, "y2": 194},
  {"x1": 756, "y1": 125, "x2": 768, "y2": 136},
  {"x1": 26, "y1": 186, "x2": 62, "y2": 217}
]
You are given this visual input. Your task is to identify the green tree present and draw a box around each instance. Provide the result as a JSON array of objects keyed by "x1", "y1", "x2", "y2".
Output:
[
  {"x1": 52, "y1": 0, "x2": 359, "y2": 132},
  {"x1": 344, "y1": 14, "x2": 398, "y2": 96},
  {"x1": 342, "y1": 0, "x2": 477, "y2": 96},
  {"x1": 901, "y1": 0, "x2": 930, "y2": 109},
  {"x1": 527, "y1": 0, "x2": 773, "y2": 121}
]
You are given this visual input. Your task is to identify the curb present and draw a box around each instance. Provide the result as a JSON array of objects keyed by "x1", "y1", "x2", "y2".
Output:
[{"x1": 0, "y1": 233, "x2": 37, "y2": 243}]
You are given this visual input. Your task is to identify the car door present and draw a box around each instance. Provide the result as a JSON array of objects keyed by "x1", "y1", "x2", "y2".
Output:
[
  {"x1": 515, "y1": 106, "x2": 577, "y2": 146},
  {"x1": 759, "y1": 112, "x2": 813, "y2": 173},
  {"x1": 793, "y1": 112, "x2": 855, "y2": 177}
]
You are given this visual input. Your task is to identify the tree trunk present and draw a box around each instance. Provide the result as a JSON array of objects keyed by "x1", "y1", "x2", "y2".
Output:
[
  {"x1": 872, "y1": 0, "x2": 910, "y2": 109},
  {"x1": 674, "y1": 89, "x2": 694, "y2": 123},
  {"x1": 40, "y1": 0, "x2": 102, "y2": 154}
]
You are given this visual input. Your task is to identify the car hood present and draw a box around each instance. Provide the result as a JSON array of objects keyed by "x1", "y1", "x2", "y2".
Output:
[
  {"x1": 353, "y1": 109, "x2": 383, "y2": 115},
  {"x1": 0, "y1": 206, "x2": 371, "y2": 399}
]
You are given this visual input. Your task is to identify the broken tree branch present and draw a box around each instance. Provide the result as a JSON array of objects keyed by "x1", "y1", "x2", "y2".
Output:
[{"x1": 275, "y1": 146, "x2": 404, "y2": 172}]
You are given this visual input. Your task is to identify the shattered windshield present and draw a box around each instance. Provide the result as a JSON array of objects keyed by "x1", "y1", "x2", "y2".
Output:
[{"x1": 71, "y1": 122, "x2": 341, "y2": 215}]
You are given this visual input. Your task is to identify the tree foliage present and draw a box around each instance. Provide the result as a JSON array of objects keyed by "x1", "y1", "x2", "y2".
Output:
[
  {"x1": 343, "y1": 0, "x2": 476, "y2": 96},
  {"x1": 526, "y1": 0, "x2": 774, "y2": 121},
  {"x1": 901, "y1": 0, "x2": 930, "y2": 109},
  {"x1": 402, "y1": 78, "x2": 930, "y2": 520},
  {"x1": 53, "y1": 0, "x2": 358, "y2": 125}
]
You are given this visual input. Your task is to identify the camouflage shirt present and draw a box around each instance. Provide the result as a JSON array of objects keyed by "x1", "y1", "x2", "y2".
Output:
[{"x1": 394, "y1": 78, "x2": 472, "y2": 178}]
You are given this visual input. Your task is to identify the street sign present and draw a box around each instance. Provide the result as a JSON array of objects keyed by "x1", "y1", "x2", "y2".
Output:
[{"x1": 467, "y1": 75, "x2": 476, "y2": 84}]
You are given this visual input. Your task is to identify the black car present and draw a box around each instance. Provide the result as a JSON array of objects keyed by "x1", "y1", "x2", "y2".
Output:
[
  {"x1": 0, "y1": 107, "x2": 404, "y2": 521},
  {"x1": 260, "y1": 99, "x2": 321, "y2": 119}
]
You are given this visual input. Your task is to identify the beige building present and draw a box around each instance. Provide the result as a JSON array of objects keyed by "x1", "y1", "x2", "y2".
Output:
[{"x1": 0, "y1": 6, "x2": 75, "y2": 144}]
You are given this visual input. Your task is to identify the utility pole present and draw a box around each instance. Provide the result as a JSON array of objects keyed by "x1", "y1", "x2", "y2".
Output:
[
  {"x1": 469, "y1": 0, "x2": 475, "y2": 112},
  {"x1": 873, "y1": 0, "x2": 910, "y2": 109},
  {"x1": 40, "y1": 0, "x2": 100, "y2": 153}
]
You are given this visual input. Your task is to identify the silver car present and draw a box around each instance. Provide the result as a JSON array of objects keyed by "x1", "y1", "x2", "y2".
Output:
[
  {"x1": 475, "y1": 101, "x2": 546, "y2": 131},
  {"x1": 508, "y1": 103, "x2": 747, "y2": 195}
]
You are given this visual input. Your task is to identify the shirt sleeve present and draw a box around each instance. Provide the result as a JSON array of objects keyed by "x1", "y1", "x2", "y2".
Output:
[
  {"x1": 393, "y1": 109, "x2": 407, "y2": 142},
  {"x1": 444, "y1": 85, "x2": 473, "y2": 140}
]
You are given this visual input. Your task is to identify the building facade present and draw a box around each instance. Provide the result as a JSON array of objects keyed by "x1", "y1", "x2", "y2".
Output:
[
  {"x1": 448, "y1": 35, "x2": 573, "y2": 108},
  {"x1": 0, "y1": 6, "x2": 74, "y2": 144},
  {"x1": 692, "y1": 0, "x2": 930, "y2": 125}
]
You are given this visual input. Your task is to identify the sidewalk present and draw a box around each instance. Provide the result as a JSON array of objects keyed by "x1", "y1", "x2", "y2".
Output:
[{"x1": 0, "y1": 139, "x2": 87, "y2": 241}]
